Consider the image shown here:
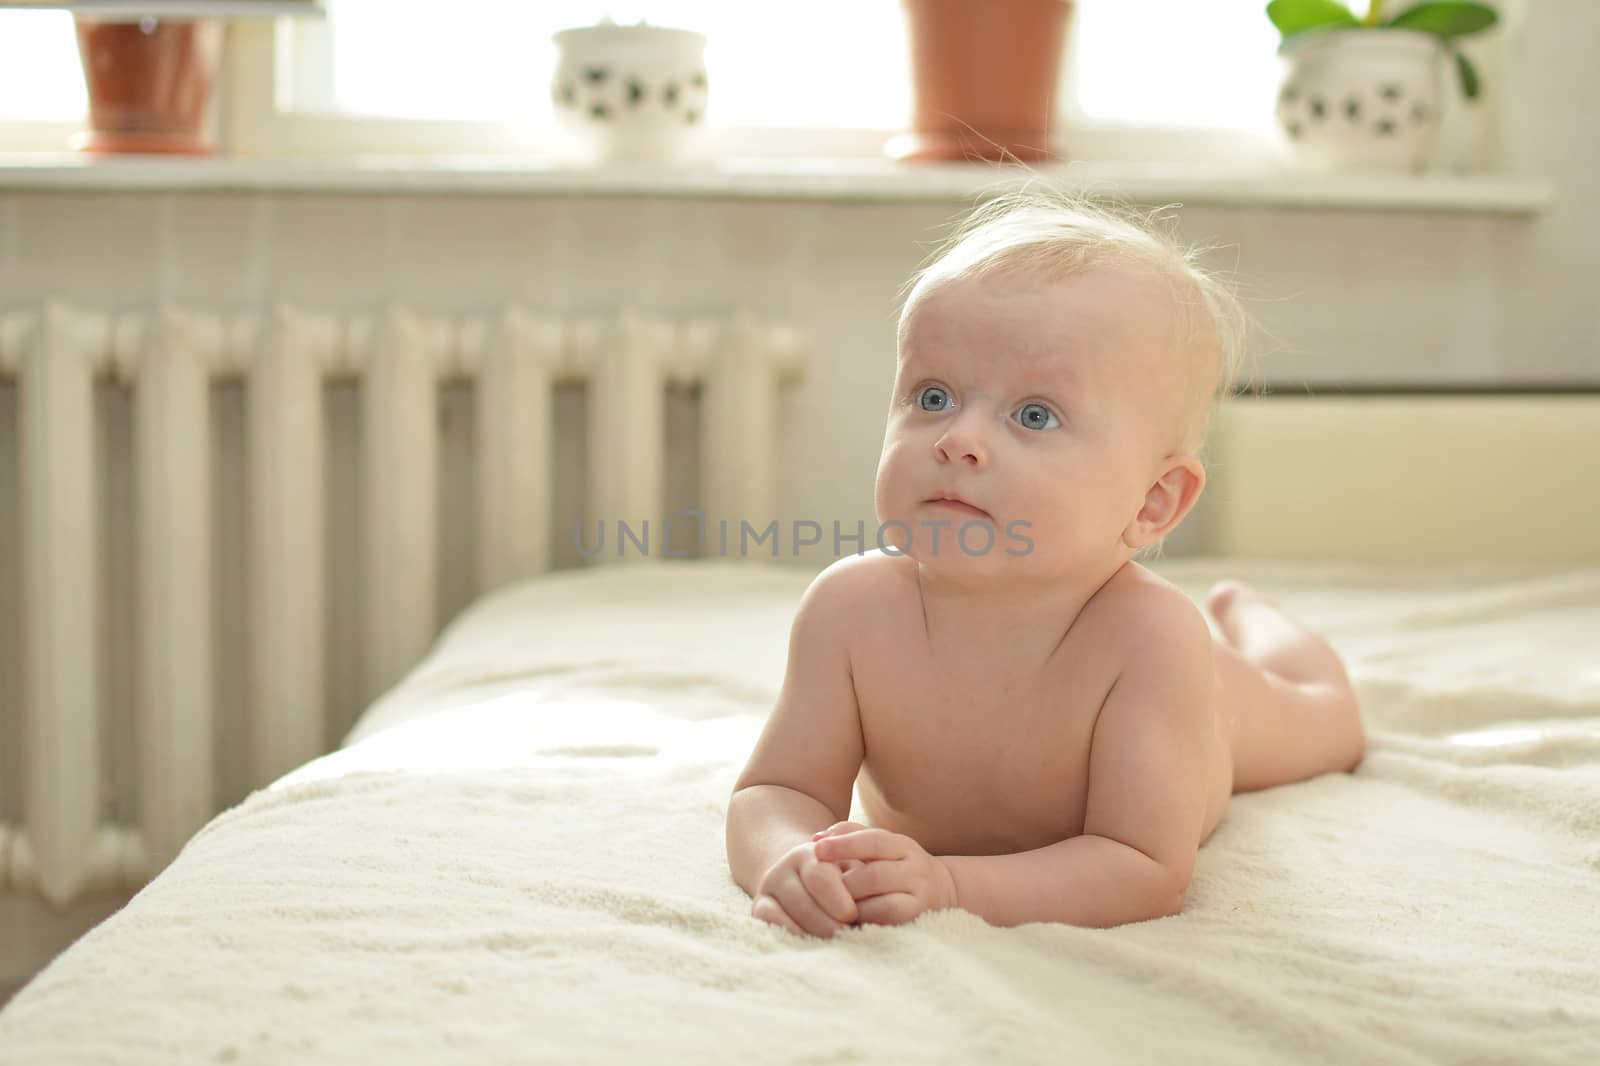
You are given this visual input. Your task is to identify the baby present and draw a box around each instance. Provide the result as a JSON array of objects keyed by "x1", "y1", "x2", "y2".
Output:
[{"x1": 725, "y1": 189, "x2": 1365, "y2": 938}]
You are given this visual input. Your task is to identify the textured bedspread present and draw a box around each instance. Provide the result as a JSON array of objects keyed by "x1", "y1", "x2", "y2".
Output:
[{"x1": 3, "y1": 558, "x2": 1598, "y2": 1064}]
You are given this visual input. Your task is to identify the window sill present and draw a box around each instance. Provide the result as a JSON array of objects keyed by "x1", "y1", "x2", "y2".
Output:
[{"x1": 0, "y1": 154, "x2": 1554, "y2": 214}]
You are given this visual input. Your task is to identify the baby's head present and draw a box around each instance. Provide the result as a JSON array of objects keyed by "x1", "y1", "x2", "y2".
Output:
[{"x1": 875, "y1": 188, "x2": 1250, "y2": 576}]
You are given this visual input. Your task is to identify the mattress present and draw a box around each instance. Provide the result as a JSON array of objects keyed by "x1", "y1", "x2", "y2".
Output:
[{"x1": 2, "y1": 557, "x2": 1598, "y2": 1064}]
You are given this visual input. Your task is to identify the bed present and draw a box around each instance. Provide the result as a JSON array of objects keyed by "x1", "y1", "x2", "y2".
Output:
[{"x1": 1, "y1": 555, "x2": 1596, "y2": 1064}]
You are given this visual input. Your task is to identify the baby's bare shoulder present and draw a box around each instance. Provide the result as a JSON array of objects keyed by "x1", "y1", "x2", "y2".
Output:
[
  {"x1": 803, "y1": 548, "x2": 899, "y2": 599},
  {"x1": 1097, "y1": 563, "x2": 1213, "y2": 660},
  {"x1": 798, "y1": 549, "x2": 916, "y2": 631}
]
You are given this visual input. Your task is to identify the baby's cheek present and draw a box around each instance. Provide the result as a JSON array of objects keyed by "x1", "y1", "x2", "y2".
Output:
[{"x1": 873, "y1": 456, "x2": 905, "y2": 522}]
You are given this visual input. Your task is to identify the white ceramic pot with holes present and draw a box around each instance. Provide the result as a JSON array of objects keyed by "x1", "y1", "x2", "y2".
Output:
[
  {"x1": 1275, "y1": 28, "x2": 1444, "y2": 173},
  {"x1": 551, "y1": 22, "x2": 709, "y2": 165}
]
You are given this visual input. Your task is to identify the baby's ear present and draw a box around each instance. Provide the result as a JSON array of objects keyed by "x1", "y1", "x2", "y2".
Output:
[{"x1": 1124, "y1": 456, "x2": 1205, "y2": 550}]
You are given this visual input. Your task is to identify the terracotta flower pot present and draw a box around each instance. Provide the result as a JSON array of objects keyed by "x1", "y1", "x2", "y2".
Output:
[
  {"x1": 888, "y1": 0, "x2": 1070, "y2": 163},
  {"x1": 73, "y1": 17, "x2": 225, "y2": 156}
]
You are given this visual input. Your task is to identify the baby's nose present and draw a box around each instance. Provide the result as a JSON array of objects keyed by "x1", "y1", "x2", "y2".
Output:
[{"x1": 935, "y1": 421, "x2": 988, "y2": 466}]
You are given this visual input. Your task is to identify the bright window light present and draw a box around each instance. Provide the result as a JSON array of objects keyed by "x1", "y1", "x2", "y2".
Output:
[
  {"x1": 314, "y1": 0, "x2": 912, "y2": 128},
  {"x1": 310, "y1": 0, "x2": 1279, "y2": 133},
  {"x1": 0, "y1": 10, "x2": 87, "y2": 120},
  {"x1": 0, "y1": 1, "x2": 1285, "y2": 135},
  {"x1": 1068, "y1": 1, "x2": 1283, "y2": 134}
]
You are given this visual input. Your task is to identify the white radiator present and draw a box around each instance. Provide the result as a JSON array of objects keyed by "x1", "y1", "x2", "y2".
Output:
[{"x1": 0, "y1": 301, "x2": 803, "y2": 910}]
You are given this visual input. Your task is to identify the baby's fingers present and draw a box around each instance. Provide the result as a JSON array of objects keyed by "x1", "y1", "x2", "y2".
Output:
[
  {"x1": 775, "y1": 880, "x2": 847, "y2": 939},
  {"x1": 751, "y1": 894, "x2": 804, "y2": 937},
  {"x1": 853, "y1": 892, "x2": 923, "y2": 928},
  {"x1": 755, "y1": 893, "x2": 841, "y2": 939},
  {"x1": 812, "y1": 821, "x2": 868, "y2": 841},
  {"x1": 801, "y1": 855, "x2": 859, "y2": 924}
]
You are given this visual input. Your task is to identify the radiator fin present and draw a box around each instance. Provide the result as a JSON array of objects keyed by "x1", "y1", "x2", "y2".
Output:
[{"x1": 0, "y1": 302, "x2": 804, "y2": 906}]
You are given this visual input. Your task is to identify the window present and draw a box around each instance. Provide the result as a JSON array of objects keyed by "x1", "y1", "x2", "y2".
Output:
[
  {"x1": 1068, "y1": 1, "x2": 1281, "y2": 135},
  {"x1": 248, "y1": 0, "x2": 1286, "y2": 161},
  {"x1": 0, "y1": 9, "x2": 84, "y2": 151},
  {"x1": 298, "y1": 1, "x2": 913, "y2": 130},
  {"x1": 292, "y1": 0, "x2": 1280, "y2": 136},
  {"x1": 0, "y1": 2, "x2": 1482, "y2": 165},
  {"x1": 0, "y1": 10, "x2": 84, "y2": 120}
]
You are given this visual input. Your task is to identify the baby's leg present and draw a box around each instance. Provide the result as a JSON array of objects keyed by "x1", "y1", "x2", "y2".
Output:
[{"x1": 1207, "y1": 581, "x2": 1365, "y2": 793}]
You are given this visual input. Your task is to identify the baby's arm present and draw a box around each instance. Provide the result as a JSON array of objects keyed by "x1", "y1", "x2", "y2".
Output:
[
  {"x1": 726, "y1": 562, "x2": 868, "y2": 932},
  {"x1": 940, "y1": 603, "x2": 1215, "y2": 928}
]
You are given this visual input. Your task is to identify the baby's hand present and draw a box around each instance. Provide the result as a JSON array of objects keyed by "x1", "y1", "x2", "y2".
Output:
[
  {"x1": 812, "y1": 821, "x2": 869, "y2": 841},
  {"x1": 813, "y1": 822, "x2": 870, "y2": 877},
  {"x1": 751, "y1": 837, "x2": 861, "y2": 939},
  {"x1": 812, "y1": 824, "x2": 958, "y2": 928}
]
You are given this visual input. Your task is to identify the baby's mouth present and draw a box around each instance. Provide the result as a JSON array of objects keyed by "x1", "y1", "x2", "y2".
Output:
[{"x1": 925, "y1": 496, "x2": 992, "y2": 521}]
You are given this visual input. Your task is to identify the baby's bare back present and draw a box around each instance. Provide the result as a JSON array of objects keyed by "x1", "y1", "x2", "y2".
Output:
[{"x1": 846, "y1": 553, "x2": 1234, "y2": 857}]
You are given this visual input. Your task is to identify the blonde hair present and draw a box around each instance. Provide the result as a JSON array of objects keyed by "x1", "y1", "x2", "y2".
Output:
[{"x1": 897, "y1": 186, "x2": 1255, "y2": 463}]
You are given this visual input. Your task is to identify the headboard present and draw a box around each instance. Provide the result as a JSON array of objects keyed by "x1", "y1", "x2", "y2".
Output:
[{"x1": 1193, "y1": 392, "x2": 1600, "y2": 567}]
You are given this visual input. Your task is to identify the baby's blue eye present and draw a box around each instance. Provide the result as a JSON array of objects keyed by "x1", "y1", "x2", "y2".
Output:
[
  {"x1": 917, "y1": 386, "x2": 952, "y2": 412},
  {"x1": 1015, "y1": 403, "x2": 1060, "y2": 431}
]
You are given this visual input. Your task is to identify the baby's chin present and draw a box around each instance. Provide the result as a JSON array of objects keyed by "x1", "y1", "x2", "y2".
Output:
[
  {"x1": 883, "y1": 524, "x2": 1035, "y2": 577},
  {"x1": 878, "y1": 516, "x2": 1111, "y2": 583}
]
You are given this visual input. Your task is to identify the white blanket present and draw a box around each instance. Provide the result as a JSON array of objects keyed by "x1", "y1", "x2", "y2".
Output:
[{"x1": 3, "y1": 558, "x2": 1598, "y2": 1064}]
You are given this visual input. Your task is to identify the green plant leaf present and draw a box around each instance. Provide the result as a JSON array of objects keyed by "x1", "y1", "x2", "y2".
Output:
[
  {"x1": 1266, "y1": 0, "x2": 1360, "y2": 38},
  {"x1": 1385, "y1": 2, "x2": 1498, "y2": 38},
  {"x1": 1455, "y1": 48, "x2": 1482, "y2": 99}
]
